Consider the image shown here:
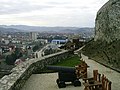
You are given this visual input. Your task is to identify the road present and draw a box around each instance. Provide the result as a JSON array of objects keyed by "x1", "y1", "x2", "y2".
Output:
[{"x1": 35, "y1": 44, "x2": 61, "y2": 58}]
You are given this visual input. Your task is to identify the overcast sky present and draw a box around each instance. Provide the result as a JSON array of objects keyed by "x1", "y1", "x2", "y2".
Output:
[{"x1": 0, "y1": 0, "x2": 109, "y2": 27}]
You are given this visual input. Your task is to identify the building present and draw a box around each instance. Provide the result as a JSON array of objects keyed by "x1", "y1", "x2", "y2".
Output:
[
  {"x1": 51, "y1": 39, "x2": 68, "y2": 47},
  {"x1": 30, "y1": 32, "x2": 38, "y2": 40},
  {"x1": 51, "y1": 39, "x2": 68, "y2": 44}
]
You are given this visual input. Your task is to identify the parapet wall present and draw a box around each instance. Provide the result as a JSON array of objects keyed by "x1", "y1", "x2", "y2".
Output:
[{"x1": 0, "y1": 50, "x2": 73, "y2": 90}]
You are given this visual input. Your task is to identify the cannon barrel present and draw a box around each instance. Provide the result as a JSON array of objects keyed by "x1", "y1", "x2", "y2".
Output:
[{"x1": 47, "y1": 65, "x2": 75, "y2": 73}]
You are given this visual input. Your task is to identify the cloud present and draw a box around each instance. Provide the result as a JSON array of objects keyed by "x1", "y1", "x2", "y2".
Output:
[
  {"x1": 0, "y1": 0, "x2": 54, "y2": 15},
  {"x1": 47, "y1": 1, "x2": 69, "y2": 5},
  {"x1": 0, "y1": 0, "x2": 109, "y2": 27}
]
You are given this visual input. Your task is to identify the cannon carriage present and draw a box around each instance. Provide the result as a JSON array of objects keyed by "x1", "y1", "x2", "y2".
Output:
[
  {"x1": 47, "y1": 61, "x2": 88, "y2": 88},
  {"x1": 47, "y1": 65, "x2": 81, "y2": 88}
]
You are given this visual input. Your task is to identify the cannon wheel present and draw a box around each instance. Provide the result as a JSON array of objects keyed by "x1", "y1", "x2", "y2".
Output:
[
  {"x1": 73, "y1": 80, "x2": 81, "y2": 87},
  {"x1": 56, "y1": 79, "x2": 59, "y2": 84},
  {"x1": 57, "y1": 81, "x2": 66, "y2": 88}
]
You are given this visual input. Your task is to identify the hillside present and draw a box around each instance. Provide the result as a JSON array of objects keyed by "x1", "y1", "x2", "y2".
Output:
[
  {"x1": 82, "y1": 40, "x2": 120, "y2": 70},
  {"x1": 0, "y1": 27, "x2": 22, "y2": 33}
]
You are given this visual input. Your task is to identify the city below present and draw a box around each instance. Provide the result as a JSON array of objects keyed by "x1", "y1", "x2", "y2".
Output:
[{"x1": 0, "y1": 25, "x2": 94, "y2": 78}]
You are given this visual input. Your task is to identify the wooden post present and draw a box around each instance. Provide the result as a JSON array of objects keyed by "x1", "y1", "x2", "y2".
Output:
[
  {"x1": 108, "y1": 81, "x2": 112, "y2": 90},
  {"x1": 102, "y1": 74, "x2": 105, "y2": 90},
  {"x1": 98, "y1": 74, "x2": 101, "y2": 82},
  {"x1": 93, "y1": 70, "x2": 98, "y2": 81}
]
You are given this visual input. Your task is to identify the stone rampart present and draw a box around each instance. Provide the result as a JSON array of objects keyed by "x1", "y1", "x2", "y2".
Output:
[{"x1": 0, "y1": 50, "x2": 73, "y2": 90}]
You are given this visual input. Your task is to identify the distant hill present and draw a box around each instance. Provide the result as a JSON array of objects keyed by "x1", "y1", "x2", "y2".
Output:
[
  {"x1": 0, "y1": 25, "x2": 94, "y2": 36},
  {"x1": 62, "y1": 28, "x2": 94, "y2": 37},
  {"x1": 0, "y1": 25, "x2": 78, "y2": 32},
  {"x1": 0, "y1": 25, "x2": 93, "y2": 32},
  {"x1": 0, "y1": 27, "x2": 22, "y2": 33}
]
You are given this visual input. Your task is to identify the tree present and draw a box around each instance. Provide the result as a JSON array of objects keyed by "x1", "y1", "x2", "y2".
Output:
[
  {"x1": 5, "y1": 48, "x2": 23, "y2": 65},
  {"x1": 5, "y1": 54, "x2": 16, "y2": 65},
  {"x1": 33, "y1": 45, "x2": 39, "y2": 52}
]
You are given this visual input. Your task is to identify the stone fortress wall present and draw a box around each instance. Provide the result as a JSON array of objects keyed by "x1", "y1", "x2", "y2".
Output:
[
  {"x1": 0, "y1": 50, "x2": 73, "y2": 90},
  {"x1": 94, "y1": 0, "x2": 120, "y2": 43}
]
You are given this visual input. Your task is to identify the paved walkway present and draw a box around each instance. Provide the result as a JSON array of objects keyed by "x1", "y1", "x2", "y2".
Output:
[
  {"x1": 21, "y1": 54, "x2": 120, "y2": 90},
  {"x1": 81, "y1": 54, "x2": 120, "y2": 90},
  {"x1": 21, "y1": 73, "x2": 84, "y2": 90}
]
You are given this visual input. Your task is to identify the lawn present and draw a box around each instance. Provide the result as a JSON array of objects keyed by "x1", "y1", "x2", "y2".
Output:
[
  {"x1": 38, "y1": 55, "x2": 81, "y2": 74},
  {"x1": 53, "y1": 55, "x2": 81, "y2": 67}
]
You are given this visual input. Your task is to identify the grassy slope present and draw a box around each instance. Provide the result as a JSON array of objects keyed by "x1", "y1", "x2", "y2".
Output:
[
  {"x1": 38, "y1": 55, "x2": 81, "y2": 73},
  {"x1": 53, "y1": 55, "x2": 81, "y2": 67},
  {"x1": 81, "y1": 40, "x2": 120, "y2": 69}
]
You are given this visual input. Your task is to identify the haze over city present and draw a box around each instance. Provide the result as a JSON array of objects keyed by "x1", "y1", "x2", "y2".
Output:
[{"x1": 0, "y1": 0, "x2": 108, "y2": 27}]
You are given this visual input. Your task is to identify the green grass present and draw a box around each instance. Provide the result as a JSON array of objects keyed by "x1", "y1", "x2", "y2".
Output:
[
  {"x1": 37, "y1": 55, "x2": 81, "y2": 74},
  {"x1": 53, "y1": 55, "x2": 81, "y2": 67}
]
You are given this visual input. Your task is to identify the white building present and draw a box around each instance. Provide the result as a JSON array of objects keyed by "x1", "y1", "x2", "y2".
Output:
[{"x1": 30, "y1": 32, "x2": 38, "y2": 40}]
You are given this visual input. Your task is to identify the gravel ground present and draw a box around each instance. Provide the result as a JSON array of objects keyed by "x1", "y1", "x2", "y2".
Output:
[{"x1": 21, "y1": 54, "x2": 120, "y2": 90}]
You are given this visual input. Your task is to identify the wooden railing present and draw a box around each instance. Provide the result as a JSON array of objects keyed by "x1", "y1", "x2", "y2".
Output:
[
  {"x1": 75, "y1": 60, "x2": 88, "y2": 78},
  {"x1": 102, "y1": 75, "x2": 112, "y2": 90},
  {"x1": 83, "y1": 70, "x2": 112, "y2": 90}
]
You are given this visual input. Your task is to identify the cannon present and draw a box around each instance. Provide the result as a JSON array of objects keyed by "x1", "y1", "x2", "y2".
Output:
[{"x1": 47, "y1": 65, "x2": 81, "y2": 88}]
